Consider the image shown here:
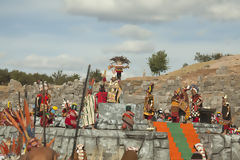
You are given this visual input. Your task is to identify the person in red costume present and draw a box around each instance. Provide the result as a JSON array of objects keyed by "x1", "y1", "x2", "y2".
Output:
[
  {"x1": 65, "y1": 104, "x2": 78, "y2": 129},
  {"x1": 190, "y1": 86, "x2": 202, "y2": 123},
  {"x1": 122, "y1": 105, "x2": 135, "y2": 130},
  {"x1": 36, "y1": 81, "x2": 50, "y2": 116},
  {"x1": 96, "y1": 85, "x2": 108, "y2": 104}
]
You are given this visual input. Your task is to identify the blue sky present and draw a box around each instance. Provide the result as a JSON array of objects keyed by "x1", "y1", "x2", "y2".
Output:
[{"x1": 0, "y1": 0, "x2": 240, "y2": 79}]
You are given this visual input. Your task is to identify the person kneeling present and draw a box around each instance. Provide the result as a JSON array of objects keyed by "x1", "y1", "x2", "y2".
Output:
[{"x1": 122, "y1": 105, "x2": 135, "y2": 131}]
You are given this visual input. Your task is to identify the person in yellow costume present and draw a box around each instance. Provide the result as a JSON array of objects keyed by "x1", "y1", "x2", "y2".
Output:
[{"x1": 143, "y1": 83, "x2": 155, "y2": 130}]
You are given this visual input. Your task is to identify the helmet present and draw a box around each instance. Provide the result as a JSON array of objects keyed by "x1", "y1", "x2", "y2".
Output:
[{"x1": 52, "y1": 106, "x2": 58, "y2": 110}]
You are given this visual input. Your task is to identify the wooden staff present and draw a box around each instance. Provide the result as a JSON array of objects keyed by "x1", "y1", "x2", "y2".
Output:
[
  {"x1": 71, "y1": 65, "x2": 91, "y2": 160},
  {"x1": 42, "y1": 81, "x2": 46, "y2": 147},
  {"x1": 34, "y1": 97, "x2": 37, "y2": 136},
  {"x1": 18, "y1": 92, "x2": 21, "y2": 109}
]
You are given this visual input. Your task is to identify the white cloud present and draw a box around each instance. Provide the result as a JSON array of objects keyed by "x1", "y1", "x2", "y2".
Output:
[
  {"x1": 112, "y1": 24, "x2": 152, "y2": 40},
  {"x1": 7, "y1": 54, "x2": 86, "y2": 71},
  {"x1": 105, "y1": 40, "x2": 154, "y2": 54},
  {"x1": 64, "y1": 0, "x2": 240, "y2": 23}
]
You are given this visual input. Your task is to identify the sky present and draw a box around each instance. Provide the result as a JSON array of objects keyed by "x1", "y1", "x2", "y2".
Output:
[{"x1": 0, "y1": 0, "x2": 240, "y2": 79}]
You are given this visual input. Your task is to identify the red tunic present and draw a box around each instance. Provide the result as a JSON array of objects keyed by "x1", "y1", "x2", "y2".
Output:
[
  {"x1": 37, "y1": 94, "x2": 49, "y2": 105},
  {"x1": 96, "y1": 92, "x2": 108, "y2": 104},
  {"x1": 65, "y1": 109, "x2": 78, "y2": 128}
]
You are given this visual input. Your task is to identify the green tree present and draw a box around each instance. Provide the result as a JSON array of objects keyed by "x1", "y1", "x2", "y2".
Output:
[
  {"x1": 52, "y1": 70, "x2": 67, "y2": 85},
  {"x1": 0, "y1": 69, "x2": 10, "y2": 85},
  {"x1": 89, "y1": 69, "x2": 102, "y2": 82},
  {"x1": 182, "y1": 63, "x2": 188, "y2": 68},
  {"x1": 148, "y1": 50, "x2": 169, "y2": 76},
  {"x1": 66, "y1": 74, "x2": 80, "y2": 82},
  {"x1": 194, "y1": 52, "x2": 212, "y2": 63},
  {"x1": 211, "y1": 53, "x2": 223, "y2": 60}
]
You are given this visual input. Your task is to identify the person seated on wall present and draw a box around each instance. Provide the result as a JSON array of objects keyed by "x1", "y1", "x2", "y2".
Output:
[
  {"x1": 164, "y1": 109, "x2": 172, "y2": 121},
  {"x1": 215, "y1": 112, "x2": 222, "y2": 124},
  {"x1": 191, "y1": 143, "x2": 208, "y2": 160},
  {"x1": 65, "y1": 104, "x2": 78, "y2": 129},
  {"x1": 229, "y1": 125, "x2": 238, "y2": 135},
  {"x1": 122, "y1": 105, "x2": 135, "y2": 130},
  {"x1": 40, "y1": 106, "x2": 58, "y2": 127},
  {"x1": 69, "y1": 144, "x2": 87, "y2": 160},
  {"x1": 156, "y1": 109, "x2": 165, "y2": 122},
  {"x1": 121, "y1": 147, "x2": 138, "y2": 160},
  {"x1": 62, "y1": 99, "x2": 71, "y2": 117}
]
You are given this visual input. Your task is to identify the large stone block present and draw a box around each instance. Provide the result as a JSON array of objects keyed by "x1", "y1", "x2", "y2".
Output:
[
  {"x1": 138, "y1": 140, "x2": 153, "y2": 160},
  {"x1": 232, "y1": 143, "x2": 240, "y2": 160},
  {"x1": 210, "y1": 135, "x2": 224, "y2": 154},
  {"x1": 154, "y1": 148, "x2": 170, "y2": 160},
  {"x1": 119, "y1": 138, "x2": 143, "y2": 149},
  {"x1": 220, "y1": 148, "x2": 231, "y2": 160}
]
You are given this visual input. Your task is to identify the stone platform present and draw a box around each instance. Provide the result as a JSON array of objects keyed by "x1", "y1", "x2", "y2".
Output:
[{"x1": 0, "y1": 103, "x2": 240, "y2": 160}]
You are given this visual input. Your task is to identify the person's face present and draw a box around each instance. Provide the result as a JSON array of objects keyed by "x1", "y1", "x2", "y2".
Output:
[
  {"x1": 222, "y1": 98, "x2": 226, "y2": 104},
  {"x1": 116, "y1": 61, "x2": 122, "y2": 65},
  {"x1": 191, "y1": 89, "x2": 196, "y2": 95}
]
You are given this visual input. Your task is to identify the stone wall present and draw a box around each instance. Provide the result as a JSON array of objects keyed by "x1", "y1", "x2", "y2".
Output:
[
  {"x1": 0, "y1": 103, "x2": 239, "y2": 160},
  {"x1": 0, "y1": 126, "x2": 239, "y2": 160},
  {"x1": 2, "y1": 73, "x2": 240, "y2": 127},
  {"x1": 122, "y1": 74, "x2": 240, "y2": 126},
  {"x1": 0, "y1": 126, "x2": 170, "y2": 160}
]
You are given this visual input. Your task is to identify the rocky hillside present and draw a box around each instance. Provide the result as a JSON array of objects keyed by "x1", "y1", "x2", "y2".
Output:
[
  {"x1": 1, "y1": 54, "x2": 240, "y2": 126},
  {"x1": 122, "y1": 54, "x2": 240, "y2": 126}
]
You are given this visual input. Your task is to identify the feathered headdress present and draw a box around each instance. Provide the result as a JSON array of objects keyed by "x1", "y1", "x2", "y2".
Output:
[
  {"x1": 0, "y1": 136, "x2": 22, "y2": 157},
  {"x1": 4, "y1": 99, "x2": 55, "y2": 152},
  {"x1": 110, "y1": 56, "x2": 130, "y2": 65}
]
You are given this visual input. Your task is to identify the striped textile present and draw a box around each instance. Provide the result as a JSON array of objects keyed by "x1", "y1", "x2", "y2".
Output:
[{"x1": 82, "y1": 95, "x2": 95, "y2": 127}]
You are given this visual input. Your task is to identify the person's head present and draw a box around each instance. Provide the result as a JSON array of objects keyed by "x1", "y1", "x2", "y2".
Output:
[
  {"x1": 71, "y1": 103, "x2": 77, "y2": 110},
  {"x1": 126, "y1": 105, "x2": 131, "y2": 112},
  {"x1": 147, "y1": 83, "x2": 154, "y2": 94},
  {"x1": 157, "y1": 109, "x2": 164, "y2": 116},
  {"x1": 222, "y1": 95, "x2": 227, "y2": 105},
  {"x1": 216, "y1": 112, "x2": 222, "y2": 117},
  {"x1": 191, "y1": 152, "x2": 203, "y2": 160},
  {"x1": 111, "y1": 76, "x2": 117, "y2": 82},
  {"x1": 174, "y1": 88, "x2": 181, "y2": 96},
  {"x1": 99, "y1": 85, "x2": 105, "y2": 92},
  {"x1": 191, "y1": 87, "x2": 198, "y2": 95}
]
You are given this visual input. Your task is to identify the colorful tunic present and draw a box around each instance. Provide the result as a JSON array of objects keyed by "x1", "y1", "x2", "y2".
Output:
[
  {"x1": 107, "y1": 80, "x2": 121, "y2": 103},
  {"x1": 65, "y1": 109, "x2": 78, "y2": 128},
  {"x1": 122, "y1": 111, "x2": 135, "y2": 130},
  {"x1": 96, "y1": 92, "x2": 108, "y2": 104},
  {"x1": 171, "y1": 95, "x2": 180, "y2": 123},
  {"x1": 143, "y1": 93, "x2": 154, "y2": 120},
  {"x1": 82, "y1": 95, "x2": 95, "y2": 127},
  {"x1": 191, "y1": 94, "x2": 202, "y2": 121}
]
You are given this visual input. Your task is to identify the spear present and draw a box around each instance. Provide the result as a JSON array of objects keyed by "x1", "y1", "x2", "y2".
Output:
[
  {"x1": 71, "y1": 65, "x2": 91, "y2": 160},
  {"x1": 18, "y1": 92, "x2": 21, "y2": 110},
  {"x1": 33, "y1": 97, "x2": 37, "y2": 136}
]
